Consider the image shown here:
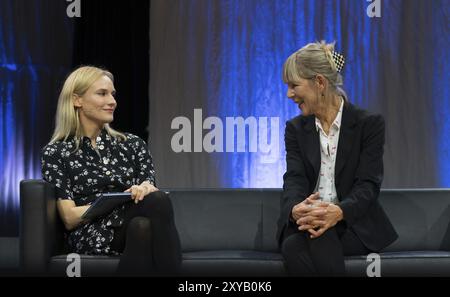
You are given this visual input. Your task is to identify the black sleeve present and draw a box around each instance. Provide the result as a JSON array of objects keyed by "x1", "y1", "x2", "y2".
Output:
[
  {"x1": 280, "y1": 121, "x2": 310, "y2": 227},
  {"x1": 338, "y1": 114, "x2": 385, "y2": 226}
]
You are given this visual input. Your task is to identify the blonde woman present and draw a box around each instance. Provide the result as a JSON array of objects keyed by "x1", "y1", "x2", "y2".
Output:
[
  {"x1": 41, "y1": 66, "x2": 181, "y2": 276},
  {"x1": 277, "y1": 41, "x2": 397, "y2": 276}
]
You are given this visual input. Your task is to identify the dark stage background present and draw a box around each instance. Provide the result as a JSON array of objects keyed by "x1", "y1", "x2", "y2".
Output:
[{"x1": 0, "y1": 0, "x2": 149, "y2": 236}]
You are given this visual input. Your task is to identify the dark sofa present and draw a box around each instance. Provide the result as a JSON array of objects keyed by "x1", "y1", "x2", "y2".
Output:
[{"x1": 20, "y1": 179, "x2": 450, "y2": 276}]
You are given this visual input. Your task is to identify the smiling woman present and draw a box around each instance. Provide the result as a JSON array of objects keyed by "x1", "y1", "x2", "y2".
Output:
[
  {"x1": 72, "y1": 75, "x2": 117, "y2": 139},
  {"x1": 41, "y1": 66, "x2": 182, "y2": 276},
  {"x1": 277, "y1": 41, "x2": 398, "y2": 276},
  {"x1": 49, "y1": 67, "x2": 126, "y2": 151},
  {"x1": 282, "y1": 41, "x2": 347, "y2": 118}
]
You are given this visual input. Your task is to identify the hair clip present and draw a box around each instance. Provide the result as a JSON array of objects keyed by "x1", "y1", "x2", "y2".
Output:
[{"x1": 332, "y1": 51, "x2": 345, "y2": 72}]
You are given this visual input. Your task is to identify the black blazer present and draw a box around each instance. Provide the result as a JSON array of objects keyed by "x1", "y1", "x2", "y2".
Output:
[{"x1": 277, "y1": 102, "x2": 398, "y2": 252}]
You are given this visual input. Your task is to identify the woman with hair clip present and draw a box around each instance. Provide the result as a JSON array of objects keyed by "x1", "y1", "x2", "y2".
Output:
[
  {"x1": 277, "y1": 41, "x2": 398, "y2": 276},
  {"x1": 41, "y1": 66, "x2": 181, "y2": 276}
]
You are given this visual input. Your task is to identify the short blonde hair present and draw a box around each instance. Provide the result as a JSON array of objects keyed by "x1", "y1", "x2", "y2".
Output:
[
  {"x1": 49, "y1": 66, "x2": 126, "y2": 150},
  {"x1": 283, "y1": 41, "x2": 347, "y2": 99}
]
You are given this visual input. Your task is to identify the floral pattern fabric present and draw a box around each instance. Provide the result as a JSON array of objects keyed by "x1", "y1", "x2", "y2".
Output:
[{"x1": 41, "y1": 129, "x2": 156, "y2": 255}]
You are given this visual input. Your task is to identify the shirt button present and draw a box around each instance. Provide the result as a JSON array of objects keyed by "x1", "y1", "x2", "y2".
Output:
[
  {"x1": 96, "y1": 136, "x2": 101, "y2": 142},
  {"x1": 99, "y1": 145, "x2": 105, "y2": 150},
  {"x1": 106, "y1": 171, "x2": 111, "y2": 175}
]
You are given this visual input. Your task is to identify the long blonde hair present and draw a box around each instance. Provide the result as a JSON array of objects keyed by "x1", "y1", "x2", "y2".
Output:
[{"x1": 49, "y1": 66, "x2": 126, "y2": 149}]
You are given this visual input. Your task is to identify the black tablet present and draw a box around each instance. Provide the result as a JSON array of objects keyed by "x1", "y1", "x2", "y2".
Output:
[{"x1": 81, "y1": 192, "x2": 133, "y2": 221}]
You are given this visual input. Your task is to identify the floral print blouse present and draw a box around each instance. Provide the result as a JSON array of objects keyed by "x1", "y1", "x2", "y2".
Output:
[{"x1": 41, "y1": 128, "x2": 156, "y2": 255}]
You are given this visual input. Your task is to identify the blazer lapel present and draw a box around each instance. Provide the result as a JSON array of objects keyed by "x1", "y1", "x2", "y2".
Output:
[
  {"x1": 300, "y1": 116, "x2": 321, "y2": 181},
  {"x1": 335, "y1": 103, "x2": 358, "y2": 180}
]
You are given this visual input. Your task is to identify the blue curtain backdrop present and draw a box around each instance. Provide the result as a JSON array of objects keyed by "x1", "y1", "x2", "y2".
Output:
[
  {"x1": 150, "y1": 0, "x2": 449, "y2": 189},
  {"x1": 0, "y1": 0, "x2": 74, "y2": 235}
]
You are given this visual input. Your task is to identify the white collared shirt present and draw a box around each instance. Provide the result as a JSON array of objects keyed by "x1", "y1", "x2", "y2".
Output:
[{"x1": 314, "y1": 99, "x2": 344, "y2": 204}]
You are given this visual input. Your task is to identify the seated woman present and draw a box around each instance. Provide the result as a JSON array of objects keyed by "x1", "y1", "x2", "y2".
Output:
[
  {"x1": 41, "y1": 66, "x2": 181, "y2": 276},
  {"x1": 277, "y1": 41, "x2": 398, "y2": 276}
]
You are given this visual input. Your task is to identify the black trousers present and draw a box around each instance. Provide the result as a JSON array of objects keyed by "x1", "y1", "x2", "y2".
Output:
[
  {"x1": 110, "y1": 191, "x2": 182, "y2": 276},
  {"x1": 280, "y1": 221, "x2": 371, "y2": 276}
]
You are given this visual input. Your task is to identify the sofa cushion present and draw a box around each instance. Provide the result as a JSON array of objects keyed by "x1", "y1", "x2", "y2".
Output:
[
  {"x1": 379, "y1": 189, "x2": 450, "y2": 252},
  {"x1": 182, "y1": 250, "x2": 285, "y2": 276},
  {"x1": 49, "y1": 251, "x2": 285, "y2": 277},
  {"x1": 169, "y1": 190, "x2": 281, "y2": 253},
  {"x1": 49, "y1": 255, "x2": 119, "y2": 277}
]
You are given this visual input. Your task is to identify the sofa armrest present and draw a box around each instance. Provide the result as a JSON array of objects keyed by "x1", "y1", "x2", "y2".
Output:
[{"x1": 20, "y1": 179, "x2": 65, "y2": 274}]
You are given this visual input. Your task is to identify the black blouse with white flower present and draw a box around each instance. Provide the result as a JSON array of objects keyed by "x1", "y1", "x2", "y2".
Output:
[{"x1": 41, "y1": 129, "x2": 156, "y2": 255}]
